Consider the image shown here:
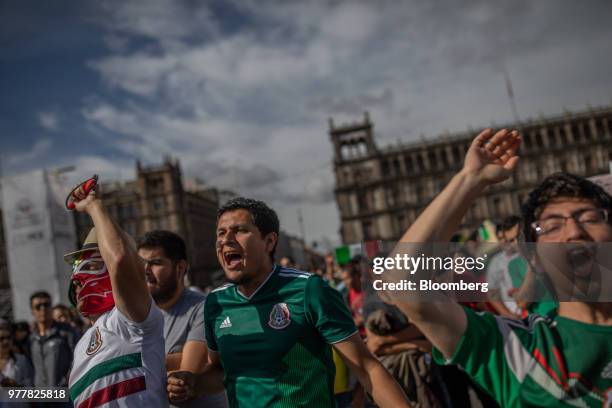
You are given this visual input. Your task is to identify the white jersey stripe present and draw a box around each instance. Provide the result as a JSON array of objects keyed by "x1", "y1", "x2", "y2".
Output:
[{"x1": 278, "y1": 273, "x2": 309, "y2": 279}]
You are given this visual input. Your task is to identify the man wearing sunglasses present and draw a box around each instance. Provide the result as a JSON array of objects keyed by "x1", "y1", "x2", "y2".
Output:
[
  {"x1": 64, "y1": 183, "x2": 167, "y2": 407},
  {"x1": 29, "y1": 291, "x2": 78, "y2": 390},
  {"x1": 380, "y1": 129, "x2": 612, "y2": 407}
]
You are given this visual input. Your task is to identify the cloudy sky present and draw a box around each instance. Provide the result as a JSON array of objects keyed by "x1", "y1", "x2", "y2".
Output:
[{"x1": 1, "y1": 0, "x2": 612, "y2": 249}]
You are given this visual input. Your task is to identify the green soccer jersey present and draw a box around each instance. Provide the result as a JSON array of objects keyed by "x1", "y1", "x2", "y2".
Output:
[
  {"x1": 433, "y1": 307, "x2": 612, "y2": 407},
  {"x1": 508, "y1": 257, "x2": 558, "y2": 317},
  {"x1": 204, "y1": 265, "x2": 358, "y2": 408}
]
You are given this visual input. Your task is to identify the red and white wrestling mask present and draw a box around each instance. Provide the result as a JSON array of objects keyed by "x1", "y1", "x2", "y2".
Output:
[{"x1": 64, "y1": 228, "x2": 115, "y2": 317}]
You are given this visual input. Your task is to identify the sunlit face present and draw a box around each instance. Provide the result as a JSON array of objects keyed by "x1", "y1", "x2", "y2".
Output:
[
  {"x1": 52, "y1": 308, "x2": 70, "y2": 324},
  {"x1": 501, "y1": 225, "x2": 519, "y2": 256},
  {"x1": 216, "y1": 209, "x2": 276, "y2": 285},
  {"x1": 534, "y1": 197, "x2": 612, "y2": 298},
  {"x1": 139, "y1": 247, "x2": 183, "y2": 303},
  {"x1": 31, "y1": 296, "x2": 52, "y2": 324}
]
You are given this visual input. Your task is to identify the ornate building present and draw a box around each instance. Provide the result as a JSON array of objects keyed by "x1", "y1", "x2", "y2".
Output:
[
  {"x1": 74, "y1": 158, "x2": 220, "y2": 287},
  {"x1": 331, "y1": 107, "x2": 612, "y2": 244}
]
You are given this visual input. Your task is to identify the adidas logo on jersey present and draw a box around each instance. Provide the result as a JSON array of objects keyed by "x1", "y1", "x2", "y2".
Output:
[{"x1": 219, "y1": 317, "x2": 232, "y2": 329}]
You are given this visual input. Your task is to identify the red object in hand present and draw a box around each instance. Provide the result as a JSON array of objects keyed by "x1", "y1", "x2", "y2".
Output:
[{"x1": 65, "y1": 175, "x2": 98, "y2": 210}]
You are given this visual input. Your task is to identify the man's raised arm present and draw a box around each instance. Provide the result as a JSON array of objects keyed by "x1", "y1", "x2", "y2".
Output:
[
  {"x1": 72, "y1": 185, "x2": 151, "y2": 323},
  {"x1": 382, "y1": 129, "x2": 521, "y2": 358}
]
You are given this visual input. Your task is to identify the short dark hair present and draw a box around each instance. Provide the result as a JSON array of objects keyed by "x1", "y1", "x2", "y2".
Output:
[
  {"x1": 520, "y1": 172, "x2": 612, "y2": 243},
  {"x1": 52, "y1": 304, "x2": 70, "y2": 313},
  {"x1": 30, "y1": 291, "x2": 51, "y2": 306},
  {"x1": 138, "y1": 230, "x2": 187, "y2": 262},
  {"x1": 13, "y1": 321, "x2": 30, "y2": 333},
  {"x1": 499, "y1": 215, "x2": 521, "y2": 233},
  {"x1": 217, "y1": 197, "x2": 280, "y2": 259}
]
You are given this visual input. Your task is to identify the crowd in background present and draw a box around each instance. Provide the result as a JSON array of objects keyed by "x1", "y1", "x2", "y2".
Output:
[
  {"x1": 0, "y1": 172, "x2": 608, "y2": 407},
  {"x1": 276, "y1": 207, "x2": 574, "y2": 408}
]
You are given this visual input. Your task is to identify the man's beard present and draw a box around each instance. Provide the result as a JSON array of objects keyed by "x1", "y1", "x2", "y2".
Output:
[
  {"x1": 151, "y1": 278, "x2": 180, "y2": 304},
  {"x1": 226, "y1": 272, "x2": 252, "y2": 286}
]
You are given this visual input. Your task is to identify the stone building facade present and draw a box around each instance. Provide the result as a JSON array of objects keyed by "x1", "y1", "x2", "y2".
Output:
[
  {"x1": 75, "y1": 158, "x2": 220, "y2": 287},
  {"x1": 331, "y1": 107, "x2": 612, "y2": 244}
]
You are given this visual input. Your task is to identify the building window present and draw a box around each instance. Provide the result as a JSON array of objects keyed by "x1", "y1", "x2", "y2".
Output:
[
  {"x1": 452, "y1": 146, "x2": 461, "y2": 162},
  {"x1": 493, "y1": 197, "x2": 503, "y2": 217},
  {"x1": 596, "y1": 119, "x2": 605, "y2": 140},
  {"x1": 415, "y1": 182, "x2": 423, "y2": 201},
  {"x1": 404, "y1": 156, "x2": 414, "y2": 174},
  {"x1": 584, "y1": 155, "x2": 592, "y2": 173},
  {"x1": 524, "y1": 132, "x2": 533, "y2": 149},
  {"x1": 341, "y1": 145, "x2": 351, "y2": 160},
  {"x1": 393, "y1": 159, "x2": 401, "y2": 176},
  {"x1": 358, "y1": 193, "x2": 368, "y2": 212},
  {"x1": 584, "y1": 122, "x2": 593, "y2": 141},
  {"x1": 428, "y1": 152, "x2": 437, "y2": 170},
  {"x1": 535, "y1": 132, "x2": 544, "y2": 149},
  {"x1": 570, "y1": 125, "x2": 580, "y2": 144},
  {"x1": 362, "y1": 221, "x2": 374, "y2": 241},
  {"x1": 153, "y1": 196, "x2": 165, "y2": 212},
  {"x1": 396, "y1": 215, "x2": 406, "y2": 236},
  {"x1": 382, "y1": 160, "x2": 390, "y2": 176},
  {"x1": 416, "y1": 154, "x2": 424, "y2": 172},
  {"x1": 559, "y1": 127, "x2": 568, "y2": 145},
  {"x1": 125, "y1": 204, "x2": 136, "y2": 218},
  {"x1": 149, "y1": 178, "x2": 164, "y2": 193}
]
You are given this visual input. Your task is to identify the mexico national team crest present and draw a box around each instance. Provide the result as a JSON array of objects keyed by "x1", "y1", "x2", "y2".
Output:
[
  {"x1": 86, "y1": 327, "x2": 103, "y2": 355},
  {"x1": 268, "y1": 303, "x2": 291, "y2": 330}
]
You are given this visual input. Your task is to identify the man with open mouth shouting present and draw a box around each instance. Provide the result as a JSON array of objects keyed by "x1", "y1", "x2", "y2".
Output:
[
  {"x1": 167, "y1": 197, "x2": 410, "y2": 407},
  {"x1": 380, "y1": 128, "x2": 612, "y2": 407},
  {"x1": 65, "y1": 180, "x2": 167, "y2": 407}
]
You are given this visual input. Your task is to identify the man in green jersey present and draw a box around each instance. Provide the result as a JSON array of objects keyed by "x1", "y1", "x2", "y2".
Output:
[
  {"x1": 168, "y1": 198, "x2": 409, "y2": 407},
  {"x1": 380, "y1": 128, "x2": 612, "y2": 407}
]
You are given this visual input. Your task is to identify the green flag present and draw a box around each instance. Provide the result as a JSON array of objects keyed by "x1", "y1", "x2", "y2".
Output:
[{"x1": 335, "y1": 246, "x2": 350, "y2": 265}]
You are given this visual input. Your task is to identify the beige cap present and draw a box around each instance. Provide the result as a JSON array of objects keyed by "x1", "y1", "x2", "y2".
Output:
[{"x1": 63, "y1": 227, "x2": 99, "y2": 265}]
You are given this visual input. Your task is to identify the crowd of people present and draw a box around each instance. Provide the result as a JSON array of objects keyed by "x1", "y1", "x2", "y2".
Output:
[{"x1": 1, "y1": 127, "x2": 610, "y2": 407}]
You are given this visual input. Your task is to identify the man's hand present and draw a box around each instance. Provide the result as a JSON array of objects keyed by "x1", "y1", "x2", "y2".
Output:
[
  {"x1": 71, "y1": 183, "x2": 101, "y2": 213},
  {"x1": 366, "y1": 333, "x2": 386, "y2": 356},
  {"x1": 167, "y1": 370, "x2": 196, "y2": 403},
  {"x1": 462, "y1": 128, "x2": 521, "y2": 185}
]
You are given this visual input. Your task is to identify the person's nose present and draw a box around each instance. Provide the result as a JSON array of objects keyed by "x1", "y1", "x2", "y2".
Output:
[
  {"x1": 563, "y1": 217, "x2": 589, "y2": 242},
  {"x1": 217, "y1": 231, "x2": 237, "y2": 248}
]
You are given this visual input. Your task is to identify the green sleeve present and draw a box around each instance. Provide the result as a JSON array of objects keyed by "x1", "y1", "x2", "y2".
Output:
[
  {"x1": 432, "y1": 307, "x2": 516, "y2": 405},
  {"x1": 305, "y1": 276, "x2": 358, "y2": 344},
  {"x1": 204, "y1": 295, "x2": 218, "y2": 351}
]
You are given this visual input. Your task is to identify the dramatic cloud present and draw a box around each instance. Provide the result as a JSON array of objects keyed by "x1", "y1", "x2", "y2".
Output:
[{"x1": 3, "y1": 0, "x2": 612, "y2": 246}]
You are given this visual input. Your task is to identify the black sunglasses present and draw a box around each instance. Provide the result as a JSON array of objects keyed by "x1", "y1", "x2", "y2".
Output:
[{"x1": 33, "y1": 302, "x2": 51, "y2": 311}]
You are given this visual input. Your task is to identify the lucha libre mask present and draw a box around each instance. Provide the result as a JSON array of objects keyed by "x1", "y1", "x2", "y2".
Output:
[{"x1": 69, "y1": 250, "x2": 115, "y2": 317}]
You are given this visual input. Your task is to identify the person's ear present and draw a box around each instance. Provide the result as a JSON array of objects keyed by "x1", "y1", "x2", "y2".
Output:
[
  {"x1": 176, "y1": 260, "x2": 188, "y2": 278},
  {"x1": 264, "y1": 232, "x2": 278, "y2": 253}
]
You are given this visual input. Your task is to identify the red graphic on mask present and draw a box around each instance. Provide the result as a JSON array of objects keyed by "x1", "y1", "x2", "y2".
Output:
[{"x1": 71, "y1": 251, "x2": 114, "y2": 317}]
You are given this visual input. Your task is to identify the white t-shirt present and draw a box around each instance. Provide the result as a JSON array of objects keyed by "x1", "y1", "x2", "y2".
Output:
[{"x1": 69, "y1": 303, "x2": 168, "y2": 407}]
